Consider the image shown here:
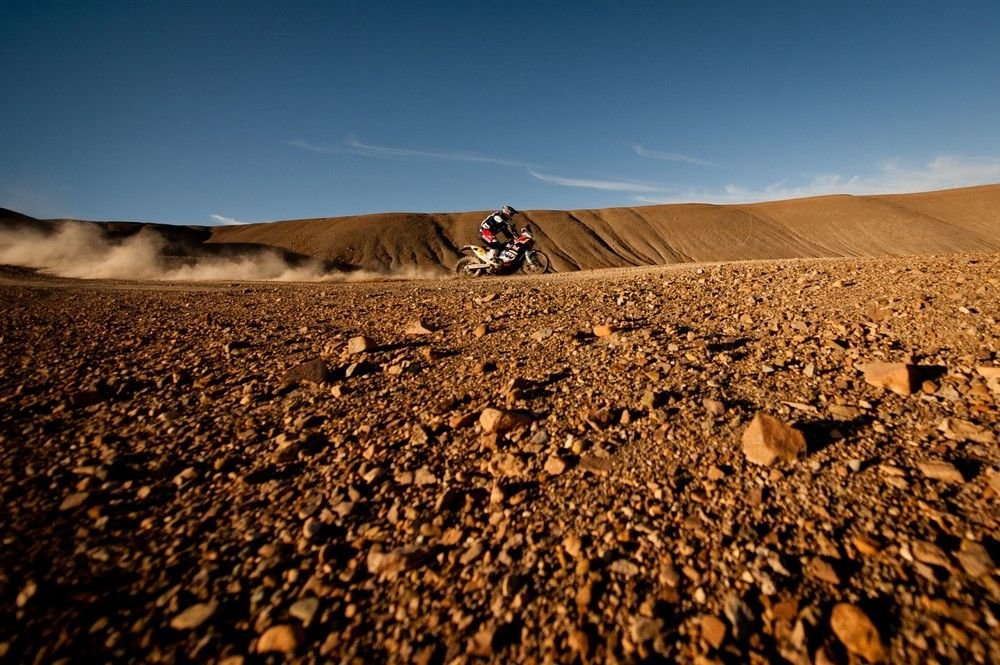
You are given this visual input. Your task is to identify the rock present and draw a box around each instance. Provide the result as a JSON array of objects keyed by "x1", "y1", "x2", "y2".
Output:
[
  {"x1": 479, "y1": 407, "x2": 532, "y2": 434},
  {"x1": 828, "y1": 403, "x2": 862, "y2": 420},
  {"x1": 989, "y1": 470, "x2": 1000, "y2": 497},
  {"x1": 459, "y1": 541, "x2": 483, "y2": 565},
  {"x1": 473, "y1": 324, "x2": 488, "y2": 338},
  {"x1": 584, "y1": 406, "x2": 614, "y2": 430},
  {"x1": 489, "y1": 452, "x2": 527, "y2": 479},
  {"x1": 609, "y1": 559, "x2": 640, "y2": 576},
  {"x1": 807, "y1": 557, "x2": 841, "y2": 585},
  {"x1": 410, "y1": 424, "x2": 432, "y2": 445},
  {"x1": 347, "y1": 336, "x2": 374, "y2": 354},
  {"x1": 578, "y1": 455, "x2": 613, "y2": 475},
  {"x1": 405, "y1": 319, "x2": 435, "y2": 335},
  {"x1": 170, "y1": 602, "x2": 217, "y2": 630},
  {"x1": 256, "y1": 624, "x2": 304, "y2": 654},
  {"x1": 449, "y1": 411, "x2": 478, "y2": 429},
  {"x1": 630, "y1": 616, "x2": 662, "y2": 644},
  {"x1": 916, "y1": 461, "x2": 964, "y2": 483},
  {"x1": 975, "y1": 365, "x2": 1000, "y2": 394},
  {"x1": 562, "y1": 534, "x2": 582, "y2": 558},
  {"x1": 703, "y1": 398, "x2": 725, "y2": 416},
  {"x1": 301, "y1": 517, "x2": 323, "y2": 540},
  {"x1": 544, "y1": 456, "x2": 567, "y2": 476},
  {"x1": 15, "y1": 580, "x2": 37, "y2": 608},
  {"x1": 853, "y1": 535, "x2": 881, "y2": 556},
  {"x1": 413, "y1": 466, "x2": 437, "y2": 485},
  {"x1": 861, "y1": 362, "x2": 918, "y2": 396},
  {"x1": 59, "y1": 492, "x2": 89, "y2": 511},
  {"x1": 282, "y1": 358, "x2": 331, "y2": 385},
  {"x1": 530, "y1": 328, "x2": 553, "y2": 342},
  {"x1": 366, "y1": 546, "x2": 431, "y2": 577},
  {"x1": 830, "y1": 603, "x2": 885, "y2": 663},
  {"x1": 741, "y1": 413, "x2": 806, "y2": 466},
  {"x1": 700, "y1": 615, "x2": 727, "y2": 649},
  {"x1": 593, "y1": 324, "x2": 617, "y2": 337},
  {"x1": 937, "y1": 417, "x2": 995, "y2": 443},
  {"x1": 954, "y1": 540, "x2": 994, "y2": 578},
  {"x1": 289, "y1": 597, "x2": 320, "y2": 626}
]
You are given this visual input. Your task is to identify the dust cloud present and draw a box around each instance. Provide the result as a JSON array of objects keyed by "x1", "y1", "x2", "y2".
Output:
[{"x1": 0, "y1": 222, "x2": 444, "y2": 282}]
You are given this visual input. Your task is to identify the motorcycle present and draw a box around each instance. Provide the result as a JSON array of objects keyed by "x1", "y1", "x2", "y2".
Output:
[{"x1": 454, "y1": 225, "x2": 551, "y2": 277}]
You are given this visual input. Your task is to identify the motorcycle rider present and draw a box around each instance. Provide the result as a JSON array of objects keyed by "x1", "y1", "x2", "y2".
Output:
[{"x1": 479, "y1": 205, "x2": 520, "y2": 266}]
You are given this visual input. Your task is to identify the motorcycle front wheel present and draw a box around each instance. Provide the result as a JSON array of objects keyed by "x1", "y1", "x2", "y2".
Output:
[
  {"x1": 454, "y1": 256, "x2": 486, "y2": 278},
  {"x1": 521, "y1": 251, "x2": 550, "y2": 275}
]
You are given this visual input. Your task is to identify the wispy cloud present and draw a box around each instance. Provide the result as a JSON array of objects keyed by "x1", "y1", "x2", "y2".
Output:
[
  {"x1": 288, "y1": 139, "x2": 339, "y2": 154},
  {"x1": 633, "y1": 144, "x2": 717, "y2": 167},
  {"x1": 527, "y1": 167, "x2": 665, "y2": 193},
  {"x1": 634, "y1": 155, "x2": 1000, "y2": 204},
  {"x1": 209, "y1": 214, "x2": 247, "y2": 226},
  {"x1": 289, "y1": 135, "x2": 529, "y2": 167}
]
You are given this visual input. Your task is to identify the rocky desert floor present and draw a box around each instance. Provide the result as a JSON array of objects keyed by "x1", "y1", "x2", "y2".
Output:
[{"x1": 1, "y1": 253, "x2": 998, "y2": 664}]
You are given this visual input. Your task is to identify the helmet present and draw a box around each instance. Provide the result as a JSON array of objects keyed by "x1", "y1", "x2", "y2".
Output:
[{"x1": 501, "y1": 205, "x2": 518, "y2": 217}]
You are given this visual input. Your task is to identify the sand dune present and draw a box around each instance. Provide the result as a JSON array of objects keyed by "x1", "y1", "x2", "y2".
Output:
[
  {"x1": 3, "y1": 184, "x2": 1000, "y2": 276},
  {"x1": 206, "y1": 184, "x2": 1000, "y2": 272}
]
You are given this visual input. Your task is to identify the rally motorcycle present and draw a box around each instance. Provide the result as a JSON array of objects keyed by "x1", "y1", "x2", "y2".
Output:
[{"x1": 454, "y1": 225, "x2": 551, "y2": 277}]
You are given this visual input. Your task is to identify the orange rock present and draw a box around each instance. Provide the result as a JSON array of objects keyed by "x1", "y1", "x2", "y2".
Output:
[
  {"x1": 917, "y1": 460, "x2": 964, "y2": 483},
  {"x1": 449, "y1": 411, "x2": 479, "y2": 429},
  {"x1": 976, "y1": 365, "x2": 1000, "y2": 394},
  {"x1": 830, "y1": 603, "x2": 885, "y2": 663},
  {"x1": 741, "y1": 414, "x2": 806, "y2": 465},
  {"x1": 479, "y1": 407, "x2": 532, "y2": 434},
  {"x1": 593, "y1": 324, "x2": 617, "y2": 337},
  {"x1": 700, "y1": 615, "x2": 727, "y2": 649},
  {"x1": 853, "y1": 535, "x2": 881, "y2": 556},
  {"x1": 405, "y1": 319, "x2": 435, "y2": 335},
  {"x1": 861, "y1": 362, "x2": 917, "y2": 396},
  {"x1": 347, "y1": 335, "x2": 374, "y2": 354},
  {"x1": 256, "y1": 624, "x2": 304, "y2": 654}
]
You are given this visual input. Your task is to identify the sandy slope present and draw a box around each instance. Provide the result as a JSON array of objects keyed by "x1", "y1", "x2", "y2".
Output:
[
  {"x1": 205, "y1": 184, "x2": 1000, "y2": 272},
  {"x1": 4, "y1": 184, "x2": 999, "y2": 276}
]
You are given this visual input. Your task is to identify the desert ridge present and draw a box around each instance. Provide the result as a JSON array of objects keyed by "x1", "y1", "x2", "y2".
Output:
[
  {"x1": 205, "y1": 184, "x2": 1000, "y2": 273},
  {"x1": 3, "y1": 183, "x2": 1000, "y2": 276}
]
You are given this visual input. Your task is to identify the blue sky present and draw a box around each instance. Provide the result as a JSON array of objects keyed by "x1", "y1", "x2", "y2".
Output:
[{"x1": 2, "y1": 1, "x2": 999, "y2": 225}]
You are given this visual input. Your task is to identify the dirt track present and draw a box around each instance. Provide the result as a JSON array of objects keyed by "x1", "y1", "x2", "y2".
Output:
[{"x1": 1, "y1": 254, "x2": 998, "y2": 664}]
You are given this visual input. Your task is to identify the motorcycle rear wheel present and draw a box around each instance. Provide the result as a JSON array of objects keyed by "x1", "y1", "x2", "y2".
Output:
[
  {"x1": 454, "y1": 256, "x2": 486, "y2": 278},
  {"x1": 521, "y1": 251, "x2": 550, "y2": 275}
]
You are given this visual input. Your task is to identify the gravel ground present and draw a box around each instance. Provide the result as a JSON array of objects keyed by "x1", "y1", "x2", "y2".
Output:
[{"x1": 1, "y1": 254, "x2": 998, "y2": 664}]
